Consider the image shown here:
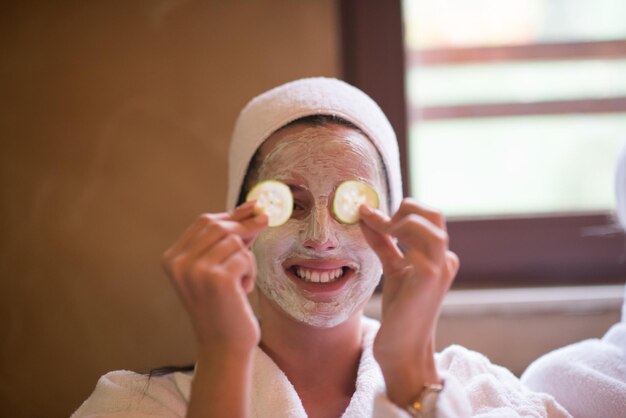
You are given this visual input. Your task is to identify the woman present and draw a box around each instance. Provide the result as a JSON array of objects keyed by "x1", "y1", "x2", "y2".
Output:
[{"x1": 73, "y1": 78, "x2": 570, "y2": 417}]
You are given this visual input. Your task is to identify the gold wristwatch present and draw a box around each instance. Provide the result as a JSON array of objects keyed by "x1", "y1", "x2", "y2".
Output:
[{"x1": 405, "y1": 382, "x2": 445, "y2": 418}]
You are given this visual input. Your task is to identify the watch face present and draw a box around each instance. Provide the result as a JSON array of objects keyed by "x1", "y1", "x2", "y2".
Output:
[
  {"x1": 420, "y1": 390, "x2": 439, "y2": 414},
  {"x1": 407, "y1": 384, "x2": 444, "y2": 417}
]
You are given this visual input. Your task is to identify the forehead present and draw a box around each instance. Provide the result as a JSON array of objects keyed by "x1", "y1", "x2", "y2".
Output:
[{"x1": 256, "y1": 123, "x2": 382, "y2": 185}]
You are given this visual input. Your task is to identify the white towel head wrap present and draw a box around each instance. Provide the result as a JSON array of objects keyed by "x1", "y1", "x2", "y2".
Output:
[{"x1": 226, "y1": 77, "x2": 403, "y2": 212}]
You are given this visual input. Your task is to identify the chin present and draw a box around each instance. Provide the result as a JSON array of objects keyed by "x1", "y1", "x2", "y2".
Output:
[
  {"x1": 290, "y1": 309, "x2": 358, "y2": 329},
  {"x1": 259, "y1": 280, "x2": 374, "y2": 329}
]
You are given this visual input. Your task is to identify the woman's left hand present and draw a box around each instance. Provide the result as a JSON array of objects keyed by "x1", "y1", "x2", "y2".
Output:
[{"x1": 358, "y1": 198, "x2": 460, "y2": 407}]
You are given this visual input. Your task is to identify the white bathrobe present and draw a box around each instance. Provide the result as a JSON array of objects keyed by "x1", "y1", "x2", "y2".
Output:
[
  {"x1": 73, "y1": 317, "x2": 570, "y2": 417},
  {"x1": 521, "y1": 288, "x2": 626, "y2": 418}
]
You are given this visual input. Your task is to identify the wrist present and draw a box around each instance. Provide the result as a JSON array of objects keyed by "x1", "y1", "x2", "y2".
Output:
[
  {"x1": 196, "y1": 332, "x2": 258, "y2": 354},
  {"x1": 195, "y1": 342, "x2": 255, "y2": 369},
  {"x1": 188, "y1": 343, "x2": 255, "y2": 418},
  {"x1": 382, "y1": 349, "x2": 440, "y2": 408}
]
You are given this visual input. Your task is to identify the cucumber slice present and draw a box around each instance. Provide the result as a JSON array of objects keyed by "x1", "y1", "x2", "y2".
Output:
[
  {"x1": 333, "y1": 180, "x2": 379, "y2": 224},
  {"x1": 246, "y1": 180, "x2": 293, "y2": 227}
]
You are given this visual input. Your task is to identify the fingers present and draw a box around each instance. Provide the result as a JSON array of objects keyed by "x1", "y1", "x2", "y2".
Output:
[
  {"x1": 167, "y1": 204, "x2": 267, "y2": 259},
  {"x1": 162, "y1": 203, "x2": 261, "y2": 350},
  {"x1": 222, "y1": 249, "x2": 256, "y2": 293},
  {"x1": 237, "y1": 213, "x2": 269, "y2": 246},
  {"x1": 196, "y1": 200, "x2": 258, "y2": 223},
  {"x1": 391, "y1": 198, "x2": 446, "y2": 231},
  {"x1": 221, "y1": 201, "x2": 270, "y2": 246},
  {"x1": 359, "y1": 207, "x2": 403, "y2": 270},
  {"x1": 178, "y1": 221, "x2": 229, "y2": 261},
  {"x1": 360, "y1": 199, "x2": 455, "y2": 280},
  {"x1": 185, "y1": 233, "x2": 253, "y2": 281},
  {"x1": 359, "y1": 204, "x2": 390, "y2": 234},
  {"x1": 202, "y1": 233, "x2": 247, "y2": 265},
  {"x1": 167, "y1": 234, "x2": 255, "y2": 303},
  {"x1": 229, "y1": 200, "x2": 257, "y2": 221},
  {"x1": 388, "y1": 214, "x2": 448, "y2": 263},
  {"x1": 165, "y1": 213, "x2": 218, "y2": 258},
  {"x1": 361, "y1": 199, "x2": 449, "y2": 259},
  {"x1": 162, "y1": 201, "x2": 266, "y2": 293},
  {"x1": 399, "y1": 250, "x2": 453, "y2": 287}
]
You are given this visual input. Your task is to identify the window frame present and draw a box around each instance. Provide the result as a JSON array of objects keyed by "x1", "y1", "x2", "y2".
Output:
[{"x1": 339, "y1": 0, "x2": 626, "y2": 287}]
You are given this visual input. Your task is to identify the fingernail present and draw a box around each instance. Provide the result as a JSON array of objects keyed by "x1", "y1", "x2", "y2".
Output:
[{"x1": 359, "y1": 205, "x2": 372, "y2": 215}]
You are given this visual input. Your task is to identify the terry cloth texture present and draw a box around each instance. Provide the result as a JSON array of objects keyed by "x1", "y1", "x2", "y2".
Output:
[
  {"x1": 72, "y1": 317, "x2": 571, "y2": 418},
  {"x1": 521, "y1": 138, "x2": 626, "y2": 417},
  {"x1": 522, "y1": 322, "x2": 626, "y2": 418},
  {"x1": 226, "y1": 77, "x2": 403, "y2": 213}
]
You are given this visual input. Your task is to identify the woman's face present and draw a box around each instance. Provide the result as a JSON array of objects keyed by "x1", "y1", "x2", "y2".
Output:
[{"x1": 251, "y1": 123, "x2": 388, "y2": 328}]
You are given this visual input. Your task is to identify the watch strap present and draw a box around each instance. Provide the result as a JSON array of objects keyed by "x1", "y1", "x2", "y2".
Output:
[{"x1": 405, "y1": 381, "x2": 445, "y2": 418}]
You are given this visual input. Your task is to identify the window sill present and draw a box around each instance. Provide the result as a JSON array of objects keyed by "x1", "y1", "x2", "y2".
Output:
[
  {"x1": 365, "y1": 284, "x2": 624, "y2": 375},
  {"x1": 366, "y1": 284, "x2": 624, "y2": 318}
]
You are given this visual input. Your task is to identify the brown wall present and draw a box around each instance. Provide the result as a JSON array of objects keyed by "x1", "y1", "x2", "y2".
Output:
[{"x1": 0, "y1": 1, "x2": 339, "y2": 416}]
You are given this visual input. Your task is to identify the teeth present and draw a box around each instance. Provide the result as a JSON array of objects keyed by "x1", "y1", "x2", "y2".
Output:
[{"x1": 294, "y1": 267, "x2": 345, "y2": 283}]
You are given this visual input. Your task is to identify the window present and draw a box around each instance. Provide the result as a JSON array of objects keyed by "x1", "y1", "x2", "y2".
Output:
[{"x1": 340, "y1": 0, "x2": 626, "y2": 287}]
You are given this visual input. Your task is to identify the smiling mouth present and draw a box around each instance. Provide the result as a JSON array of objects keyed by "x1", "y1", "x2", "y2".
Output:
[{"x1": 287, "y1": 266, "x2": 354, "y2": 284}]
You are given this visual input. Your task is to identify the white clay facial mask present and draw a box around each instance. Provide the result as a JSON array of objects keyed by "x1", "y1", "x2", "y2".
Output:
[{"x1": 250, "y1": 124, "x2": 388, "y2": 328}]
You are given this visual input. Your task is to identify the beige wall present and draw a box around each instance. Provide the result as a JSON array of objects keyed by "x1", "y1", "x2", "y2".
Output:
[{"x1": 0, "y1": 1, "x2": 339, "y2": 416}]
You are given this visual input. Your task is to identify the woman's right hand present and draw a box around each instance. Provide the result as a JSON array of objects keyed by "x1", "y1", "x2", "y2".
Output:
[{"x1": 161, "y1": 201, "x2": 268, "y2": 353}]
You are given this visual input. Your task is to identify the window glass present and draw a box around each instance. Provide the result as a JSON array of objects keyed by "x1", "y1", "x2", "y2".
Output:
[
  {"x1": 408, "y1": 60, "x2": 626, "y2": 106},
  {"x1": 404, "y1": 0, "x2": 626, "y2": 48},
  {"x1": 411, "y1": 114, "x2": 626, "y2": 217},
  {"x1": 404, "y1": 0, "x2": 626, "y2": 217}
]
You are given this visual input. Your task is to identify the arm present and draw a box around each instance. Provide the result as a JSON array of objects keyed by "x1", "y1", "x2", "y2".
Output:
[
  {"x1": 162, "y1": 201, "x2": 268, "y2": 418},
  {"x1": 187, "y1": 346, "x2": 255, "y2": 418},
  {"x1": 72, "y1": 203, "x2": 267, "y2": 418},
  {"x1": 360, "y1": 200, "x2": 570, "y2": 417},
  {"x1": 372, "y1": 346, "x2": 571, "y2": 418},
  {"x1": 359, "y1": 199, "x2": 457, "y2": 412}
]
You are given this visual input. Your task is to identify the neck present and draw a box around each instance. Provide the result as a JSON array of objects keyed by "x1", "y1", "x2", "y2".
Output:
[{"x1": 258, "y1": 295, "x2": 364, "y2": 395}]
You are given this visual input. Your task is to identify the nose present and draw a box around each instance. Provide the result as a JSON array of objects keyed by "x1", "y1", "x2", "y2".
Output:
[{"x1": 302, "y1": 199, "x2": 339, "y2": 252}]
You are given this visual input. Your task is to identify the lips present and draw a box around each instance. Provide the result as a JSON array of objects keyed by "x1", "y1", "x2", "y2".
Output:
[
  {"x1": 293, "y1": 266, "x2": 346, "y2": 283},
  {"x1": 283, "y1": 258, "x2": 357, "y2": 288}
]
